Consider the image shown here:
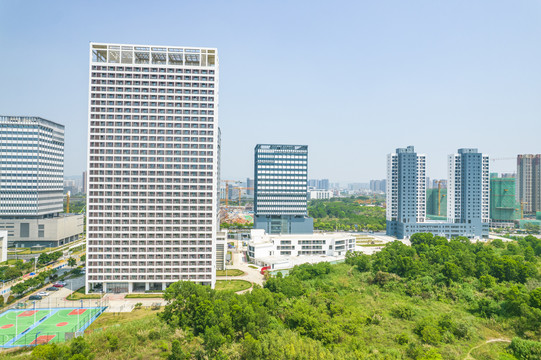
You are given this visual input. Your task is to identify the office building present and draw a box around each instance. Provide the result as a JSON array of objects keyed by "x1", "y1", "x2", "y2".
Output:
[
  {"x1": 0, "y1": 116, "x2": 83, "y2": 247},
  {"x1": 254, "y1": 144, "x2": 313, "y2": 234},
  {"x1": 516, "y1": 154, "x2": 541, "y2": 214},
  {"x1": 386, "y1": 146, "x2": 489, "y2": 239},
  {"x1": 86, "y1": 43, "x2": 219, "y2": 293}
]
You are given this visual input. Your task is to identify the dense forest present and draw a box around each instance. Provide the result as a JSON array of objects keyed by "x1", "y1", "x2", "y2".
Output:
[
  {"x1": 9, "y1": 233, "x2": 541, "y2": 359},
  {"x1": 309, "y1": 196, "x2": 386, "y2": 231}
]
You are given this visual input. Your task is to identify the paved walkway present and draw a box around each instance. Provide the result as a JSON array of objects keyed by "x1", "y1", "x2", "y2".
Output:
[{"x1": 216, "y1": 251, "x2": 264, "y2": 287}]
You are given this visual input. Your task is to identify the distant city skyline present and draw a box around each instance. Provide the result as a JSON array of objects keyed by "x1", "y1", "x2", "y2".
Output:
[{"x1": 1, "y1": 1, "x2": 539, "y2": 182}]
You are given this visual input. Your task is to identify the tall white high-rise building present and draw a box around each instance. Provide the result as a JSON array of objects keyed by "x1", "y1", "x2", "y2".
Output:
[
  {"x1": 448, "y1": 149, "x2": 490, "y2": 229},
  {"x1": 386, "y1": 146, "x2": 426, "y2": 237},
  {"x1": 86, "y1": 43, "x2": 219, "y2": 293}
]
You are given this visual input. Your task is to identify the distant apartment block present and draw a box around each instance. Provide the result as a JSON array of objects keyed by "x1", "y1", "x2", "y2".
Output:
[
  {"x1": 254, "y1": 144, "x2": 313, "y2": 234},
  {"x1": 86, "y1": 43, "x2": 219, "y2": 293},
  {"x1": 82, "y1": 171, "x2": 87, "y2": 195},
  {"x1": 516, "y1": 154, "x2": 541, "y2": 214},
  {"x1": 0, "y1": 116, "x2": 83, "y2": 247},
  {"x1": 246, "y1": 178, "x2": 255, "y2": 196},
  {"x1": 386, "y1": 146, "x2": 489, "y2": 239},
  {"x1": 369, "y1": 179, "x2": 386, "y2": 193},
  {"x1": 308, "y1": 179, "x2": 330, "y2": 190}
]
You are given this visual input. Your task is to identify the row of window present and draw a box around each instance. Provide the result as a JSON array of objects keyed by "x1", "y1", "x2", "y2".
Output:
[{"x1": 91, "y1": 65, "x2": 215, "y2": 74}]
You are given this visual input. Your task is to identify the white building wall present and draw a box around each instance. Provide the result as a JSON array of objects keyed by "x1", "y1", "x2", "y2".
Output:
[
  {"x1": 308, "y1": 190, "x2": 333, "y2": 200},
  {"x1": 86, "y1": 43, "x2": 219, "y2": 293},
  {"x1": 0, "y1": 231, "x2": 7, "y2": 263}
]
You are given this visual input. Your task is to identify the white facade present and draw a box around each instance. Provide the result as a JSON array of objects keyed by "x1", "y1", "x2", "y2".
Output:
[
  {"x1": 308, "y1": 190, "x2": 333, "y2": 200},
  {"x1": 247, "y1": 229, "x2": 355, "y2": 270},
  {"x1": 0, "y1": 116, "x2": 64, "y2": 217},
  {"x1": 86, "y1": 43, "x2": 219, "y2": 293},
  {"x1": 0, "y1": 231, "x2": 7, "y2": 263}
]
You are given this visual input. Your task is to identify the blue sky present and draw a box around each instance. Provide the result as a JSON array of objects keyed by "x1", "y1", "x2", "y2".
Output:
[{"x1": 1, "y1": 0, "x2": 540, "y2": 182}]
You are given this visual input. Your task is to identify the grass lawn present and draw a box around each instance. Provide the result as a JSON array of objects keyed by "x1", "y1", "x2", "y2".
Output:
[
  {"x1": 125, "y1": 294, "x2": 163, "y2": 299},
  {"x1": 215, "y1": 280, "x2": 251, "y2": 292},
  {"x1": 66, "y1": 287, "x2": 102, "y2": 300},
  {"x1": 248, "y1": 265, "x2": 258, "y2": 269},
  {"x1": 85, "y1": 308, "x2": 159, "y2": 332},
  {"x1": 216, "y1": 269, "x2": 245, "y2": 276}
]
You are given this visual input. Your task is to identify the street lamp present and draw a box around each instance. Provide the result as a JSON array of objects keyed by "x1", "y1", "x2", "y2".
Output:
[{"x1": 34, "y1": 331, "x2": 41, "y2": 346}]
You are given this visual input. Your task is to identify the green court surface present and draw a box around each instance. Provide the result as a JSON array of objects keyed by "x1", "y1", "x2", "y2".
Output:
[{"x1": 0, "y1": 307, "x2": 106, "y2": 347}]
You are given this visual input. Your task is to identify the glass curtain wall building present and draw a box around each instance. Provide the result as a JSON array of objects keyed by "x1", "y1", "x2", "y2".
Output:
[
  {"x1": 254, "y1": 144, "x2": 313, "y2": 234},
  {"x1": 0, "y1": 116, "x2": 64, "y2": 217},
  {"x1": 86, "y1": 43, "x2": 219, "y2": 293}
]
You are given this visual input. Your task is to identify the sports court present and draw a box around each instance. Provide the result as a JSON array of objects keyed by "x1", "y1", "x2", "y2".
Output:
[{"x1": 0, "y1": 307, "x2": 106, "y2": 347}]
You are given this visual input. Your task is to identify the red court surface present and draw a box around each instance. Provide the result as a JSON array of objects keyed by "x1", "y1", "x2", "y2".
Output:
[
  {"x1": 56, "y1": 322, "x2": 68, "y2": 327},
  {"x1": 68, "y1": 309, "x2": 87, "y2": 316},
  {"x1": 0, "y1": 325, "x2": 13, "y2": 329},
  {"x1": 17, "y1": 311, "x2": 38, "y2": 317},
  {"x1": 30, "y1": 335, "x2": 56, "y2": 345}
]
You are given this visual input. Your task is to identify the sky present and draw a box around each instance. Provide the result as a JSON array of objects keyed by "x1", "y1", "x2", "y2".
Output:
[{"x1": 1, "y1": 0, "x2": 540, "y2": 183}]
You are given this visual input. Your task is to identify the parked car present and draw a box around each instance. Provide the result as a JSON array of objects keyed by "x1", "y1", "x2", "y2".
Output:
[
  {"x1": 37, "y1": 291, "x2": 49, "y2": 297},
  {"x1": 53, "y1": 283, "x2": 65, "y2": 288},
  {"x1": 28, "y1": 295, "x2": 42, "y2": 300},
  {"x1": 46, "y1": 287, "x2": 60, "y2": 291}
]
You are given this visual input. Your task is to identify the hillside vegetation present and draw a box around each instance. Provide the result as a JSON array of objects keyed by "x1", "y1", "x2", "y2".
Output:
[
  {"x1": 3, "y1": 234, "x2": 541, "y2": 359},
  {"x1": 309, "y1": 196, "x2": 386, "y2": 231}
]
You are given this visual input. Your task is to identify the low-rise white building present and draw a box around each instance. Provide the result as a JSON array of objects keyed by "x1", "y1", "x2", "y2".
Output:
[
  {"x1": 247, "y1": 229, "x2": 355, "y2": 270},
  {"x1": 308, "y1": 190, "x2": 333, "y2": 200}
]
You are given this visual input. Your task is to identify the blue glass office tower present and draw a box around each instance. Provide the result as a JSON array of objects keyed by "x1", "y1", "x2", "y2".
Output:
[{"x1": 254, "y1": 144, "x2": 313, "y2": 234}]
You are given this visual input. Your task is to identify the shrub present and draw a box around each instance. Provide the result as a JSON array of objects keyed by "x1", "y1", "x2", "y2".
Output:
[
  {"x1": 107, "y1": 334, "x2": 119, "y2": 351},
  {"x1": 391, "y1": 305, "x2": 415, "y2": 320},
  {"x1": 509, "y1": 337, "x2": 541, "y2": 360},
  {"x1": 395, "y1": 333, "x2": 409, "y2": 345}
]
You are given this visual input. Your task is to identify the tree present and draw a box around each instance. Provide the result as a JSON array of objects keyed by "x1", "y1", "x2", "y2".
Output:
[
  {"x1": 80, "y1": 254, "x2": 86, "y2": 263},
  {"x1": 530, "y1": 288, "x2": 541, "y2": 309},
  {"x1": 68, "y1": 257, "x2": 77, "y2": 267},
  {"x1": 168, "y1": 340, "x2": 189, "y2": 360}
]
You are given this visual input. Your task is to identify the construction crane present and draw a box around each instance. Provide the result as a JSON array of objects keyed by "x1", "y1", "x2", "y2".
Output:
[
  {"x1": 65, "y1": 191, "x2": 71, "y2": 213},
  {"x1": 436, "y1": 181, "x2": 446, "y2": 216},
  {"x1": 490, "y1": 157, "x2": 515, "y2": 162},
  {"x1": 234, "y1": 187, "x2": 254, "y2": 205},
  {"x1": 521, "y1": 201, "x2": 528, "y2": 220},
  {"x1": 221, "y1": 180, "x2": 240, "y2": 206}
]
